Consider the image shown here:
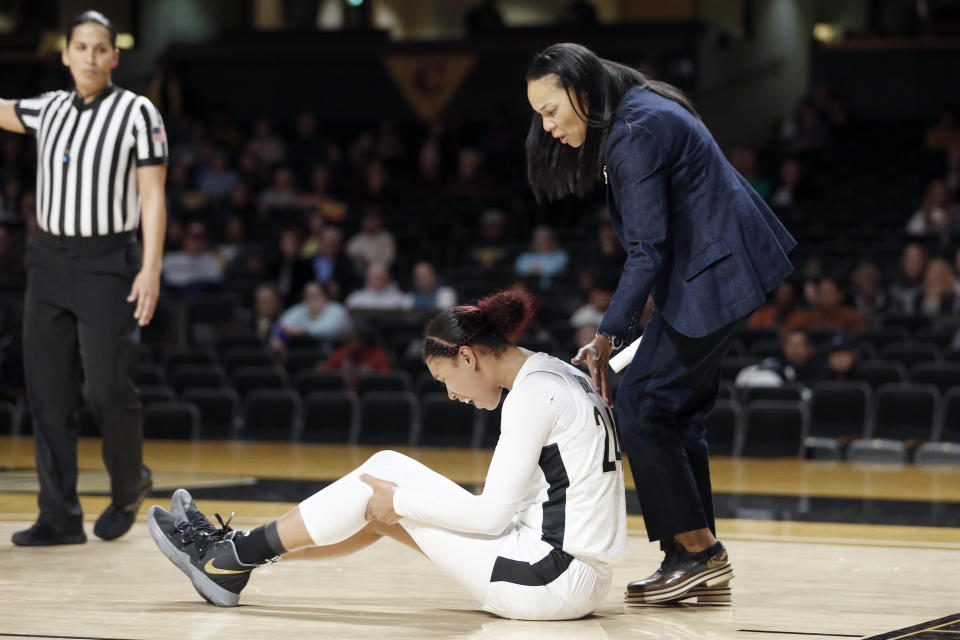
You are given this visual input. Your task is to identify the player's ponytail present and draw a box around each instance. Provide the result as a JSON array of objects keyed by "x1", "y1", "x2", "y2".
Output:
[{"x1": 422, "y1": 289, "x2": 537, "y2": 360}]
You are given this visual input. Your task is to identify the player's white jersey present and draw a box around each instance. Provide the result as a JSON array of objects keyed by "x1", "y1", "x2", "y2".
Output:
[{"x1": 504, "y1": 352, "x2": 628, "y2": 567}]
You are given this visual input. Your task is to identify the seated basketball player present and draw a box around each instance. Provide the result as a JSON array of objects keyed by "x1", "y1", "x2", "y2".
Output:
[{"x1": 148, "y1": 289, "x2": 627, "y2": 621}]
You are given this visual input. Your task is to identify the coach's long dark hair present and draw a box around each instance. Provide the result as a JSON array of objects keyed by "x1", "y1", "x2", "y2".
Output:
[
  {"x1": 525, "y1": 42, "x2": 697, "y2": 203},
  {"x1": 423, "y1": 289, "x2": 536, "y2": 360},
  {"x1": 67, "y1": 10, "x2": 117, "y2": 46}
]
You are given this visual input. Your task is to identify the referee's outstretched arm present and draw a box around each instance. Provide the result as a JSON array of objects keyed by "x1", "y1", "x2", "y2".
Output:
[
  {"x1": 131, "y1": 165, "x2": 167, "y2": 327},
  {"x1": 0, "y1": 99, "x2": 26, "y2": 134}
]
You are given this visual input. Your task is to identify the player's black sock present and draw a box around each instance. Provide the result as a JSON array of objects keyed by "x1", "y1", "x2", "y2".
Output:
[{"x1": 236, "y1": 521, "x2": 286, "y2": 565}]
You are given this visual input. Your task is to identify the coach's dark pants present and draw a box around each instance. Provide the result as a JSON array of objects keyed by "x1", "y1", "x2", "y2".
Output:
[
  {"x1": 615, "y1": 308, "x2": 747, "y2": 551},
  {"x1": 23, "y1": 231, "x2": 146, "y2": 523}
]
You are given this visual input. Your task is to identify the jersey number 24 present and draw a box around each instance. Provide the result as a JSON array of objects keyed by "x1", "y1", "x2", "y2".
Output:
[{"x1": 594, "y1": 406, "x2": 622, "y2": 473}]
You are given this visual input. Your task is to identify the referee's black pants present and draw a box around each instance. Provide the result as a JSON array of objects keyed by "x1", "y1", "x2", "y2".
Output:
[
  {"x1": 23, "y1": 231, "x2": 147, "y2": 523},
  {"x1": 615, "y1": 308, "x2": 747, "y2": 552}
]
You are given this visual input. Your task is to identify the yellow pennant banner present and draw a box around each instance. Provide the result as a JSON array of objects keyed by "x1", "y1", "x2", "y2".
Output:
[{"x1": 384, "y1": 54, "x2": 476, "y2": 122}]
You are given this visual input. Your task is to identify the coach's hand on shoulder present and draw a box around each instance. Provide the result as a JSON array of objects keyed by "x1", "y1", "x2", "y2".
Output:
[
  {"x1": 572, "y1": 336, "x2": 614, "y2": 408},
  {"x1": 127, "y1": 268, "x2": 161, "y2": 327},
  {"x1": 360, "y1": 474, "x2": 400, "y2": 525}
]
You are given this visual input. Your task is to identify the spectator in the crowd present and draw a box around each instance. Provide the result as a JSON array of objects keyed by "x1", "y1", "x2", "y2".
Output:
[
  {"x1": 163, "y1": 222, "x2": 224, "y2": 292},
  {"x1": 850, "y1": 261, "x2": 889, "y2": 318},
  {"x1": 345, "y1": 209, "x2": 396, "y2": 271},
  {"x1": 781, "y1": 328, "x2": 825, "y2": 383},
  {"x1": 273, "y1": 228, "x2": 314, "y2": 308},
  {"x1": 0, "y1": 225, "x2": 24, "y2": 284},
  {"x1": 196, "y1": 151, "x2": 239, "y2": 202},
  {"x1": 769, "y1": 157, "x2": 806, "y2": 210},
  {"x1": 750, "y1": 280, "x2": 801, "y2": 329},
  {"x1": 944, "y1": 144, "x2": 960, "y2": 196},
  {"x1": 300, "y1": 164, "x2": 346, "y2": 222},
  {"x1": 252, "y1": 284, "x2": 282, "y2": 341},
  {"x1": 406, "y1": 260, "x2": 457, "y2": 310},
  {"x1": 288, "y1": 112, "x2": 326, "y2": 169},
  {"x1": 447, "y1": 147, "x2": 491, "y2": 196},
  {"x1": 348, "y1": 158, "x2": 394, "y2": 205},
  {"x1": 245, "y1": 117, "x2": 286, "y2": 167},
  {"x1": 584, "y1": 219, "x2": 626, "y2": 279},
  {"x1": 345, "y1": 262, "x2": 408, "y2": 310},
  {"x1": 300, "y1": 210, "x2": 326, "y2": 259},
  {"x1": 811, "y1": 83, "x2": 847, "y2": 129},
  {"x1": 910, "y1": 256, "x2": 960, "y2": 315},
  {"x1": 376, "y1": 122, "x2": 405, "y2": 161},
  {"x1": 271, "y1": 281, "x2": 351, "y2": 352},
  {"x1": 465, "y1": 0, "x2": 504, "y2": 34},
  {"x1": 823, "y1": 334, "x2": 862, "y2": 382},
  {"x1": 215, "y1": 216, "x2": 248, "y2": 270},
  {"x1": 729, "y1": 147, "x2": 770, "y2": 200},
  {"x1": 258, "y1": 167, "x2": 300, "y2": 217},
  {"x1": 320, "y1": 325, "x2": 391, "y2": 391},
  {"x1": 925, "y1": 103, "x2": 960, "y2": 150},
  {"x1": 515, "y1": 225, "x2": 569, "y2": 289},
  {"x1": 221, "y1": 182, "x2": 256, "y2": 220},
  {"x1": 907, "y1": 179, "x2": 957, "y2": 237},
  {"x1": 468, "y1": 208, "x2": 513, "y2": 276},
  {"x1": 784, "y1": 100, "x2": 829, "y2": 153},
  {"x1": 784, "y1": 276, "x2": 869, "y2": 337},
  {"x1": 889, "y1": 243, "x2": 929, "y2": 312},
  {"x1": 309, "y1": 226, "x2": 360, "y2": 296},
  {"x1": 413, "y1": 139, "x2": 446, "y2": 194},
  {"x1": 570, "y1": 272, "x2": 617, "y2": 329}
]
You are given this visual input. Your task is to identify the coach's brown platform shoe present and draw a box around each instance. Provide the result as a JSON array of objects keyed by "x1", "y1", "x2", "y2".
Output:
[{"x1": 625, "y1": 541, "x2": 733, "y2": 605}]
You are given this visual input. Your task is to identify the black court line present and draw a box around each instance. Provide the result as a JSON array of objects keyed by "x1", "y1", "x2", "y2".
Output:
[
  {"x1": 0, "y1": 633, "x2": 138, "y2": 640},
  {"x1": 739, "y1": 630, "x2": 862, "y2": 637},
  {"x1": 861, "y1": 613, "x2": 960, "y2": 640}
]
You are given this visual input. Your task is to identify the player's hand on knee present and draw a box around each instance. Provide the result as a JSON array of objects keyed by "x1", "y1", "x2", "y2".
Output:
[{"x1": 360, "y1": 474, "x2": 400, "y2": 525}]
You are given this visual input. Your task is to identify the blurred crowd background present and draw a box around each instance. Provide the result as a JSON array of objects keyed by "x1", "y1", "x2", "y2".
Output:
[{"x1": 1, "y1": 0, "x2": 959, "y2": 460}]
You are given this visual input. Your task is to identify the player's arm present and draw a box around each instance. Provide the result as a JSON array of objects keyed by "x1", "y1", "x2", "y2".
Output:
[
  {"x1": 128, "y1": 165, "x2": 167, "y2": 326},
  {"x1": 386, "y1": 375, "x2": 560, "y2": 535},
  {"x1": 0, "y1": 99, "x2": 27, "y2": 134}
]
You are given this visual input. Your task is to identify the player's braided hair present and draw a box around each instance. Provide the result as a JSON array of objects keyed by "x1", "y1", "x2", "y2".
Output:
[{"x1": 422, "y1": 289, "x2": 537, "y2": 360}]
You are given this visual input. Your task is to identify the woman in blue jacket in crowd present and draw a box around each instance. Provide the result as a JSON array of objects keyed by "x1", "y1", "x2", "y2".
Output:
[{"x1": 525, "y1": 43, "x2": 796, "y2": 605}]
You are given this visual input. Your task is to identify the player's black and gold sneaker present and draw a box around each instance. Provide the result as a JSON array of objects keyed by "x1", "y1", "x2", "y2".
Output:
[{"x1": 148, "y1": 503, "x2": 262, "y2": 607}]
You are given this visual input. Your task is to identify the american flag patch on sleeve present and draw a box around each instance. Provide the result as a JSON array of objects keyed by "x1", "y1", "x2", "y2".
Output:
[{"x1": 151, "y1": 126, "x2": 167, "y2": 145}]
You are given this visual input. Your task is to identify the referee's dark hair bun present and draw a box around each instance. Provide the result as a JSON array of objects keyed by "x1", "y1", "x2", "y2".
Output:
[
  {"x1": 475, "y1": 289, "x2": 536, "y2": 342},
  {"x1": 422, "y1": 288, "x2": 538, "y2": 360}
]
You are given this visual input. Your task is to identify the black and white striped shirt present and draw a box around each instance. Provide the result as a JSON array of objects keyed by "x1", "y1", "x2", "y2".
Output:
[{"x1": 14, "y1": 86, "x2": 167, "y2": 237}]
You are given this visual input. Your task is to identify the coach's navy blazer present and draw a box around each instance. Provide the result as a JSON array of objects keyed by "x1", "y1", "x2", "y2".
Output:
[{"x1": 597, "y1": 88, "x2": 796, "y2": 339}]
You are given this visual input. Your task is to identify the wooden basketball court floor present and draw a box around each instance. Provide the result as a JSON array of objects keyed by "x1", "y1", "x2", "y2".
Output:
[{"x1": 1, "y1": 435, "x2": 959, "y2": 640}]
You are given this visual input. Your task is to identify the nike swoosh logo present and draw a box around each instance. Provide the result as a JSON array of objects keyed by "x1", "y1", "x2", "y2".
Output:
[{"x1": 204, "y1": 558, "x2": 252, "y2": 575}]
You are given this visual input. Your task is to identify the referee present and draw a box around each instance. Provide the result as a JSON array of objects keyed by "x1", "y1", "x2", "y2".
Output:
[{"x1": 0, "y1": 10, "x2": 167, "y2": 545}]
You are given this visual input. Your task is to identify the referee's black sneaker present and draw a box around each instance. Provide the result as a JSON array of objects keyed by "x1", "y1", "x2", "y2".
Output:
[
  {"x1": 11, "y1": 515, "x2": 86, "y2": 546},
  {"x1": 94, "y1": 467, "x2": 153, "y2": 540},
  {"x1": 148, "y1": 503, "x2": 262, "y2": 607}
]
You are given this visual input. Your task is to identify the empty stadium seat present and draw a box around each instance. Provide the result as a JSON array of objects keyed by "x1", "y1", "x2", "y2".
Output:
[
  {"x1": 879, "y1": 342, "x2": 940, "y2": 368},
  {"x1": 908, "y1": 362, "x2": 960, "y2": 394},
  {"x1": 301, "y1": 391, "x2": 360, "y2": 443},
  {"x1": 242, "y1": 389, "x2": 301, "y2": 440},
  {"x1": 704, "y1": 399, "x2": 742, "y2": 456},
  {"x1": 143, "y1": 402, "x2": 201, "y2": 439},
  {"x1": 741, "y1": 400, "x2": 808, "y2": 457},
  {"x1": 870, "y1": 383, "x2": 939, "y2": 441},
  {"x1": 356, "y1": 371, "x2": 413, "y2": 396},
  {"x1": 232, "y1": 366, "x2": 290, "y2": 396},
  {"x1": 170, "y1": 365, "x2": 228, "y2": 393},
  {"x1": 182, "y1": 387, "x2": 242, "y2": 438},
  {"x1": 417, "y1": 392, "x2": 477, "y2": 447},
  {"x1": 852, "y1": 360, "x2": 907, "y2": 388},
  {"x1": 296, "y1": 370, "x2": 347, "y2": 395},
  {"x1": 358, "y1": 391, "x2": 418, "y2": 445}
]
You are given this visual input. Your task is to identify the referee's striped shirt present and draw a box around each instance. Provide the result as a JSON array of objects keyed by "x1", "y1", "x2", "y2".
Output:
[{"x1": 14, "y1": 86, "x2": 168, "y2": 237}]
